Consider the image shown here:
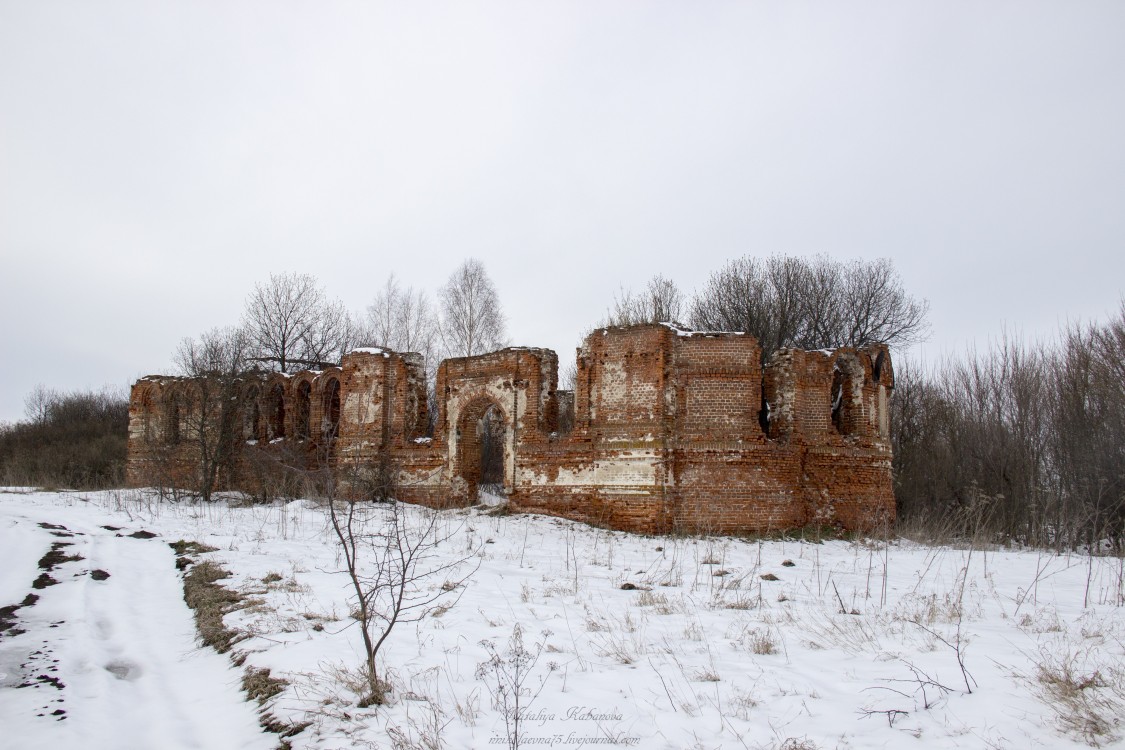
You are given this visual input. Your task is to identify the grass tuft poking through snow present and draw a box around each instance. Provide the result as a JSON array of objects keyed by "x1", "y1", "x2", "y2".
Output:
[{"x1": 182, "y1": 560, "x2": 245, "y2": 654}]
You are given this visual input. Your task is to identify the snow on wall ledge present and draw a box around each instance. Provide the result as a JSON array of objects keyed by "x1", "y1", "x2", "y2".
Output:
[{"x1": 126, "y1": 324, "x2": 895, "y2": 534}]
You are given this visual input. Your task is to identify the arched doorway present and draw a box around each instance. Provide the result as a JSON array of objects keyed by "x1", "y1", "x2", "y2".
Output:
[{"x1": 455, "y1": 399, "x2": 508, "y2": 502}]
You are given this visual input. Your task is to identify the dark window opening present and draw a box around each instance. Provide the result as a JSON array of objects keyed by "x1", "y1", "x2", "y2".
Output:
[
  {"x1": 323, "y1": 379, "x2": 341, "y2": 443},
  {"x1": 141, "y1": 393, "x2": 155, "y2": 443},
  {"x1": 245, "y1": 387, "x2": 260, "y2": 440},
  {"x1": 295, "y1": 381, "x2": 311, "y2": 440},
  {"x1": 268, "y1": 384, "x2": 285, "y2": 439},
  {"x1": 479, "y1": 406, "x2": 505, "y2": 489},
  {"x1": 831, "y1": 372, "x2": 844, "y2": 433},
  {"x1": 165, "y1": 397, "x2": 180, "y2": 445}
]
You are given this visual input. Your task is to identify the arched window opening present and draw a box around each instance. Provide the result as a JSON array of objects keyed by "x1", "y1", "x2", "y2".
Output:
[
  {"x1": 758, "y1": 392, "x2": 771, "y2": 436},
  {"x1": 831, "y1": 357, "x2": 862, "y2": 437},
  {"x1": 295, "y1": 381, "x2": 311, "y2": 440},
  {"x1": 873, "y1": 350, "x2": 886, "y2": 383},
  {"x1": 267, "y1": 383, "x2": 285, "y2": 439},
  {"x1": 830, "y1": 371, "x2": 845, "y2": 434},
  {"x1": 871, "y1": 349, "x2": 890, "y2": 438},
  {"x1": 244, "y1": 387, "x2": 260, "y2": 441},
  {"x1": 323, "y1": 378, "x2": 341, "y2": 444},
  {"x1": 165, "y1": 394, "x2": 181, "y2": 445},
  {"x1": 140, "y1": 390, "x2": 155, "y2": 443}
]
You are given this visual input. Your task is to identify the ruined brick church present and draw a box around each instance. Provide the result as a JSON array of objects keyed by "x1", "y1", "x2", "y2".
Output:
[{"x1": 126, "y1": 323, "x2": 895, "y2": 534}]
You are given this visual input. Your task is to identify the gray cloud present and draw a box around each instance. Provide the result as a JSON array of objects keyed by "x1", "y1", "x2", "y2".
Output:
[{"x1": 2, "y1": 1, "x2": 1123, "y2": 421}]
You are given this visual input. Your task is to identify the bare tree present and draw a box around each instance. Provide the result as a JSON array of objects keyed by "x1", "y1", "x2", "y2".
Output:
[
  {"x1": 690, "y1": 255, "x2": 929, "y2": 359},
  {"x1": 325, "y1": 483, "x2": 479, "y2": 706},
  {"x1": 2, "y1": 386, "x2": 128, "y2": 489},
  {"x1": 364, "y1": 274, "x2": 438, "y2": 356},
  {"x1": 243, "y1": 272, "x2": 358, "y2": 372},
  {"x1": 605, "y1": 273, "x2": 685, "y2": 326},
  {"x1": 361, "y1": 274, "x2": 442, "y2": 433},
  {"x1": 837, "y1": 258, "x2": 930, "y2": 351},
  {"x1": 688, "y1": 256, "x2": 807, "y2": 356},
  {"x1": 300, "y1": 298, "x2": 361, "y2": 370},
  {"x1": 173, "y1": 327, "x2": 252, "y2": 502},
  {"x1": 438, "y1": 259, "x2": 508, "y2": 358},
  {"x1": 23, "y1": 384, "x2": 60, "y2": 425},
  {"x1": 893, "y1": 302, "x2": 1125, "y2": 551},
  {"x1": 1052, "y1": 304, "x2": 1125, "y2": 549}
]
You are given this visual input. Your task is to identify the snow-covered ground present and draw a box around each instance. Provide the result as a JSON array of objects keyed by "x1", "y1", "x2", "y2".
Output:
[{"x1": 2, "y1": 489, "x2": 1124, "y2": 750}]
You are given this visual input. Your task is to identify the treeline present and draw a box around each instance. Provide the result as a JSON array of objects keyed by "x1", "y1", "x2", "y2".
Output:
[
  {"x1": 0, "y1": 386, "x2": 129, "y2": 489},
  {"x1": 7, "y1": 252, "x2": 1121, "y2": 553},
  {"x1": 893, "y1": 304, "x2": 1125, "y2": 550}
]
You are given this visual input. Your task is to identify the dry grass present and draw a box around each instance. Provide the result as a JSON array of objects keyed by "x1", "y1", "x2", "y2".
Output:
[
  {"x1": 636, "y1": 590, "x2": 680, "y2": 615},
  {"x1": 182, "y1": 560, "x2": 246, "y2": 653},
  {"x1": 891, "y1": 591, "x2": 967, "y2": 626},
  {"x1": 732, "y1": 626, "x2": 777, "y2": 655},
  {"x1": 719, "y1": 593, "x2": 758, "y2": 610},
  {"x1": 169, "y1": 539, "x2": 220, "y2": 556},
  {"x1": 778, "y1": 738, "x2": 819, "y2": 750},
  {"x1": 179, "y1": 557, "x2": 309, "y2": 744},
  {"x1": 804, "y1": 609, "x2": 885, "y2": 655},
  {"x1": 1031, "y1": 647, "x2": 1125, "y2": 746},
  {"x1": 242, "y1": 666, "x2": 288, "y2": 705},
  {"x1": 1016, "y1": 608, "x2": 1066, "y2": 634},
  {"x1": 590, "y1": 615, "x2": 646, "y2": 665},
  {"x1": 728, "y1": 688, "x2": 758, "y2": 720},
  {"x1": 692, "y1": 668, "x2": 721, "y2": 682}
]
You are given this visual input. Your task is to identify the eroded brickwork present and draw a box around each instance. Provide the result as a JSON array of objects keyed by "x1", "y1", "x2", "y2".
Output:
[{"x1": 126, "y1": 324, "x2": 895, "y2": 534}]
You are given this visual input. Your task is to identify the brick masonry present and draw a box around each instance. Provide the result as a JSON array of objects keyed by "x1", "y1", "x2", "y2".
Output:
[{"x1": 126, "y1": 324, "x2": 895, "y2": 534}]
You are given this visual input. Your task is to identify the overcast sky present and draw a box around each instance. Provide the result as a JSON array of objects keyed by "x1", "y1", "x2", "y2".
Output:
[{"x1": 2, "y1": 1, "x2": 1123, "y2": 423}]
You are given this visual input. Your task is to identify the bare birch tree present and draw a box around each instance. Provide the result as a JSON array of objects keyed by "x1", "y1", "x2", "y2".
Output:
[
  {"x1": 361, "y1": 274, "x2": 442, "y2": 432},
  {"x1": 363, "y1": 274, "x2": 439, "y2": 359},
  {"x1": 438, "y1": 259, "x2": 508, "y2": 358}
]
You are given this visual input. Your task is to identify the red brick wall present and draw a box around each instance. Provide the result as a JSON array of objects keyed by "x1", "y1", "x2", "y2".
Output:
[{"x1": 126, "y1": 326, "x2": 895, "y2": 535}]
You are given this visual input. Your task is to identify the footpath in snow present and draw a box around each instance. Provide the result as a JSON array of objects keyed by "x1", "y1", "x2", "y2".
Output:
[{"x1": 0, "y1": 494, "x2": 273, "y2": 750}]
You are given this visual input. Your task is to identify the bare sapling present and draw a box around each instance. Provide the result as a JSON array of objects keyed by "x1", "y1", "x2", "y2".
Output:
[
  {"x1": 906, "y1": 548, "x2": 977, "y2": 695},
  {"x1": 326, "y1": 476, "x2": 480, "y2": 706}
]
